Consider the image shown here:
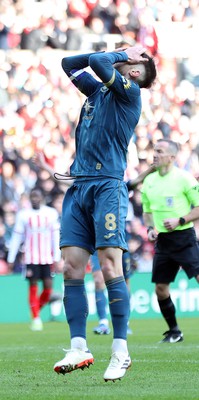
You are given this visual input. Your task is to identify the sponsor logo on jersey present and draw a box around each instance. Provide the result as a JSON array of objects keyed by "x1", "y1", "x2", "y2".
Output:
[
  {"x1": 104, "y1": 233, "x2": 116, "y2": 239},
  {"x1": 84, "y1": 99, "x2": 95, "y2": 114},
  {"x1": 122, "y1": 76, "x2": 131, "y2": 89}
]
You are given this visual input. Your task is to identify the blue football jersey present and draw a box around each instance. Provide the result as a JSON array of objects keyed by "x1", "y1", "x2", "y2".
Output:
[{"x1": 62, "y1": 51, "x2": 141, "y2": 180}]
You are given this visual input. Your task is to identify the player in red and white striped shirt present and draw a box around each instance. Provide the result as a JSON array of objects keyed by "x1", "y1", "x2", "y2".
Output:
[{"x1": 7, "y1": 187, "x2": 61, "y2": 331}]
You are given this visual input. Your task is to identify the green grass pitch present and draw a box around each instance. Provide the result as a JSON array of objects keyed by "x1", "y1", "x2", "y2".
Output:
[{"x1": 0, "y1": 318, "x2": 198, "y2": 400}]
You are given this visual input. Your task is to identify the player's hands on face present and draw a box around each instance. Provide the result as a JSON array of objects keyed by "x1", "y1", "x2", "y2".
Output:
[
  {"x1": 163, "y1": 218, "x2": 179, "y2": 232},
  {"x1": 115, "y1": 46, "x2": 128, "y2": 52},
  {"x1": 124, "y1": 45, "x2": 148, "y2": 64}
]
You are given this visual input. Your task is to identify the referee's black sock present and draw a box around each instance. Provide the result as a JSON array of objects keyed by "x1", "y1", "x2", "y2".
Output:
[{"x1": 158, "y1": 296, "x2": 179, "y2": 331}]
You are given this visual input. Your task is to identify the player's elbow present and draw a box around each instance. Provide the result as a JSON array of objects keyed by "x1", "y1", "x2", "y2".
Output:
[
  {"x1": 61, "y1": 57, "x2": 70, "y2": 74},
  {"x1": 89, "y1": 53, "x2": 106, "y2": 72},
  {"x1": 61, "y1": 57, "x2": 66, "y2": 68},
  {"x1": 89, "y1": 53, "x2": 99, "y2": 70}
]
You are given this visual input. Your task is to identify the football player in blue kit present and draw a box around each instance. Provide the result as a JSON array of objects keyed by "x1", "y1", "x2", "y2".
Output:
[{"x1": 53, "y1": 45, "x2": 156, "y2": 381}]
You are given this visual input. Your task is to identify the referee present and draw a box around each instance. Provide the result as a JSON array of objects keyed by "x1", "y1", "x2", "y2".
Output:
[{"x1": 141, "y1": 139, "x2": 199, "y2": 343}]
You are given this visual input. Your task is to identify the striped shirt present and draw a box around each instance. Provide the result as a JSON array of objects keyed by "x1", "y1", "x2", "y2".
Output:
[{"x1": 7, "y1": 205, "x2": 60, "y2": 265}]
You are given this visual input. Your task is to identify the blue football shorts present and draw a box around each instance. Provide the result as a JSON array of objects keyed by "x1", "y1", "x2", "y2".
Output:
[{"x1": 60, "y1": 178, "x2": 128, "y2": 254}]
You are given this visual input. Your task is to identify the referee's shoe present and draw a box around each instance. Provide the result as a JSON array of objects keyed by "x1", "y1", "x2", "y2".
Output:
[{"x1": 159, "y1": 329, "x2": 183, "y2": 343}]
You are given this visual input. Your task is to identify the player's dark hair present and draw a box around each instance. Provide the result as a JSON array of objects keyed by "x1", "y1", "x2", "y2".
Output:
[{"x1": 139, "y1": 53, "x2": 157, "y2": 89}]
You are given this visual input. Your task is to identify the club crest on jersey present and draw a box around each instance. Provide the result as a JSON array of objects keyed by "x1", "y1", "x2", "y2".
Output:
[
  {"x1": 84, "y1": 99, "x2": 94, "y2": 114},
  {"x1": 122, "y1": 76, "x2": 131, "y2": 89},
  {"x1": 166, "y1": 197, "x2": 174, "y2": 207}
]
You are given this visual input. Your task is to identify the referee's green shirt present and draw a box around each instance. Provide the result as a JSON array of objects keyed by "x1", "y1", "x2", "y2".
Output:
[{"x1": 141, "y1": 166, "x2": 199, "y2": 233}]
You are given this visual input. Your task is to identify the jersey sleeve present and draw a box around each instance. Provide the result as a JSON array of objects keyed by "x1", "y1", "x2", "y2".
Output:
[
  {"x1": 141, "y1": 180, "x2": 152, "y2": 213},
  {"x1": 62, "y1": 53, "x2": 101, "y2": 97},
  {"x1": 184, "y1": 176, "x2": 199, "y2": 206},
  {"x1": 62, "y1": 51, "x2": 140, "y2": 103},
  {"x1": 89, "y1": 51, "x2": 140, "y2": 102}
]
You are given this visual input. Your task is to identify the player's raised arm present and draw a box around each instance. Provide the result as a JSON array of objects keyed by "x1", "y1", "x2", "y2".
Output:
[{"x1": 61, "y1": 52, "x2": 100, "y2": 96}]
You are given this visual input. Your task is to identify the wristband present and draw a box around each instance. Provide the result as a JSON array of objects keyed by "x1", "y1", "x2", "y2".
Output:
[{"x1": 147, "y1": 226, "x2": 154, "y2": 234}]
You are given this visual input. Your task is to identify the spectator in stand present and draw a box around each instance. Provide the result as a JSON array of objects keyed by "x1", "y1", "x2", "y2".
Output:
[
  {"x1": 3, "y1": 210, "x2": 15, "y2": 245},
  {"x1": 0, "y1": 20, "x2": 9, "y2": 50},
  {"x1": 87, "y1": 0, "x2": 117, "y2": 34},
  {"x1": 7, "y1": 187, "x2": 60, "y2": 331},
  {"x1": 130, "y1": 188, "x2": 143, "y2": 222},
  {"x1": 135, "y1": 242, "x2": 154, "y2": 273},
  {"x1": 136, "y1": 7, "x2": 158, "y2": 56},
  {"x1": 127, "y1": 233, "x2": 144, "y2": 270},
  {"x1": 3, "y1": 208, "x2": 24, "y2": 273},
  {"x1": 0, "y1": 219, "x2": 9, "y2": 275},
  {"x1": 1, "y1": 160, "x2": 17, "y2": 204},
  {"x1": 113, "y1": 0, "x2": 139, "y2": 43},
  {"x1": 20, "y1": 17, "x2": 48, "y2": 52}
]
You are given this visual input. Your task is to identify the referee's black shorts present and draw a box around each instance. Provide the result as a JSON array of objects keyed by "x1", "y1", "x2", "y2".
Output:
[{"x1": 152, "y1": 228, "x2": 199, "y2": 283}]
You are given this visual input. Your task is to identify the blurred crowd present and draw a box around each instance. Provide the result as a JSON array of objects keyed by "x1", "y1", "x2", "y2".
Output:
[{"x1": 1, "y1": 0, "x2": 199, "y2": 275}]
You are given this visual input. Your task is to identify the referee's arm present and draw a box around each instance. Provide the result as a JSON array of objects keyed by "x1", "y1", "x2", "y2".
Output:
[{"x1": 182, "y1": 205, "x2": 199, "y2": 224}]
